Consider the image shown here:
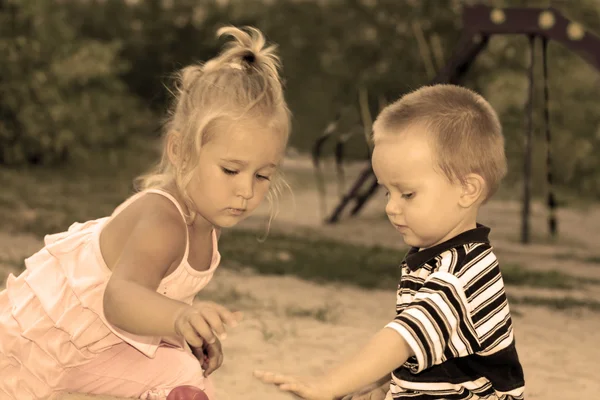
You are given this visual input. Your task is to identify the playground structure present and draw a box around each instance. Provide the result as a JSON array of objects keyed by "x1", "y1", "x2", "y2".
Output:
[{"x1": 312, "y1": 4, "x2": 600, "y2": 244}]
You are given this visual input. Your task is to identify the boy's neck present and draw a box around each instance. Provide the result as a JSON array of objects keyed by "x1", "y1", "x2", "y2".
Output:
[{"x1": 419, "y1": 212, "x2": 479, "y2": 251}]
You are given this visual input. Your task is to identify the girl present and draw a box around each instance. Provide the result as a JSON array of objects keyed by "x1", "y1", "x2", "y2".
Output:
[{"x1": 0, "y1": 26, "x2": 291, "y2": 400}]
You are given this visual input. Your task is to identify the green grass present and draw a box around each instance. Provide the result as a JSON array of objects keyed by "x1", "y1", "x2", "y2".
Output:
[
  {"x1": 196, "y1": 284, "x2": 260, "y2": 311},
  {"x1": 508, "y1": 295, "x2": 600, "y2": 312},
  {"x1": 0, "y1": 138, "x2": 158, "y2": 237},
  {"x1": 553, "y1": 252, "x2": 600, "y2": 265},
  {"x1": 219, "y1": 228, "x2": 600, "y2": 292},
  {"x1": 584, "y1": 256, "x2": 600, "y2": 264},
  {"x1": 285, "y1": 303, "x2": 340, "y2": 323},
  {"x1": 219, "y1": 228, "x2": 405, "y2": 290},
  {"x1": 500, "y1": 263, "x2": 600, "y2": 289}
]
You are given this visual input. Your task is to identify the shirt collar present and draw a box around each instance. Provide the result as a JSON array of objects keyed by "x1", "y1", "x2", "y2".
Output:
[{"x1": 404, "y1": 224, "x2": 491, "y2": 271}]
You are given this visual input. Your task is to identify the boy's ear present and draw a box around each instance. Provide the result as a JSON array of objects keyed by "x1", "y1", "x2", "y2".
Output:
[
  {"x1": 166, "y1": 130, "x2": 181, "y2": 165},
  {"x1": 459, "y1": 173, "x2": 486, "y2": 208}
]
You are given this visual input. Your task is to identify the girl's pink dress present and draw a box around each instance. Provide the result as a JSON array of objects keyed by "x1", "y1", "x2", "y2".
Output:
[{"x1": 0, "y1": 189, "x2": 221, "y2": 400}]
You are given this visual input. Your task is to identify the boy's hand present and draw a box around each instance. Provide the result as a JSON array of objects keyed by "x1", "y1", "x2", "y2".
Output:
[
  {"x1": 191, "y1": 337, "x2": 223, "y2": 377},
  {"x1": 174, "y1": 301, "x2": 243, "y2": 348},
  {"x1": 253, "y1": 370, "x2": 337, "y2": 400},
  {"x1": 344, "y1": 379, "x2": 390, "y2": 400}
]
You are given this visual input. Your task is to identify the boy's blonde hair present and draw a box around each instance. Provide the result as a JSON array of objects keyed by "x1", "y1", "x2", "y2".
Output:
[
  {"x1": 136, "y1": 26, "x2": 292, "y2": 228},
  {"x1": 372, "y1": 84, "x2": 506, "y2": 202}
]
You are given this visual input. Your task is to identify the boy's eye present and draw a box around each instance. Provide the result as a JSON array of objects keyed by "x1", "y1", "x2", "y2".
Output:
[
  {"x1": 384, "y1": 191, "x2": 390, "y2": 198},
  {"x1": 222, "y1": 168, "x2": 238, "y2": 175},
  {"x1": 402, "y1": 192, "x2": 415, "y2": 199}
]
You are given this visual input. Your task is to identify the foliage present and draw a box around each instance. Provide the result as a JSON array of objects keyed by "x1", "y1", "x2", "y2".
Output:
[
  {"x1": 0, "y1": 0, "x2": 153, "y2": 165},
  {"x1": 1, "y1": 0, "x2": 600, "y2": 200}
]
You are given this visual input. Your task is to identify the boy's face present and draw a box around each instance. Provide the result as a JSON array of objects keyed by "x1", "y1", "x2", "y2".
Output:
[
  {"x1": 371, "y1": 125, "x2": 468, "y2": 249},
  {"x1": 186, "y1": 119, "x2": 285, "y2": 229}
]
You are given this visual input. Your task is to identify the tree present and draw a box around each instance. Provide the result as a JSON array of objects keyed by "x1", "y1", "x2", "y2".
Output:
[{"x1": 0, "y1": 0, "x2": 152, "y2": 165}]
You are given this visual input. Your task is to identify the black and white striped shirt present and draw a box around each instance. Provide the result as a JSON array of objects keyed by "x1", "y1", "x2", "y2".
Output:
[{"x1": 385, "y1": 224, "x2": 525, "y2": 399}]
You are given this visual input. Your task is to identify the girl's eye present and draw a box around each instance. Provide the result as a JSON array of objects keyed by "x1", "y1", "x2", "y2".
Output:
[
  {"x1": 222, "y1": 167, "x2": 270, "y2": 181},
  {"x1": 384, "y1": 191, "x2": 390, "y2": 198},
  {"x1": 402, "y1": 192, "x2": 415, "y2": 199}
]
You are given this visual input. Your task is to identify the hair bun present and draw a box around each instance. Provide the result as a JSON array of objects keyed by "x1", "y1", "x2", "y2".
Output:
[{"x1": 242, "y1": 51, "x2": 256, "y2": 64}]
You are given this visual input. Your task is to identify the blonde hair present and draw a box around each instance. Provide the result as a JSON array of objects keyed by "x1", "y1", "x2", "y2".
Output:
[
  {"x1": 135, "y1": 26, "x2": 292, "y2": 233},
  {"x1": 372, "y1": 84, "x2": 506, "y2": 202}
]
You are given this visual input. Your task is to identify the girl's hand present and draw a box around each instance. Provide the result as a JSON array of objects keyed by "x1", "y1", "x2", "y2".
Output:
[
  {"x1": 174, "y1": 301, "x2": 243, "y2": 348},
  {"x1": 253, "y1": 370, "x2": 338, "y2": 400},
  {"x1": 191, "y1": 337, "x2": 223, "y2": 377}
]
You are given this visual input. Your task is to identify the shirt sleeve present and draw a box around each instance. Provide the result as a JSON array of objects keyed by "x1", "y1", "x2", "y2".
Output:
[{"x1": 385, "y1": 271, "x2": 481, "y2": 373}]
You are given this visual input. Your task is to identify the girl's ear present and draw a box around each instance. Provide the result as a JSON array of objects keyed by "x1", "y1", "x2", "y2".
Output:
[{"x1": 166, "y1": 130, "x2": 181, "y2": 165}]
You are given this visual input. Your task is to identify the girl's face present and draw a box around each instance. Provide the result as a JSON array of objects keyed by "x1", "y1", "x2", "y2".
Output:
[{"x1": 185, "y1": 118, "x2": 286, "y2": 230}]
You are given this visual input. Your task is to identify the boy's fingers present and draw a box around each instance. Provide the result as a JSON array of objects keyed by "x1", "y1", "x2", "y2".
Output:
[
  {"x1": 253, "y1": 370, "x2": 272, "y2": 382},
  {"x1": 253, "y1": 370, "x2": 294, "y2": 385}
]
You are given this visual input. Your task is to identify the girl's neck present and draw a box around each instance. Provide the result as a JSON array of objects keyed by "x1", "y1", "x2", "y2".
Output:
[{"x1": 161, "y1": 181, "x2": 215, "y2": 235}]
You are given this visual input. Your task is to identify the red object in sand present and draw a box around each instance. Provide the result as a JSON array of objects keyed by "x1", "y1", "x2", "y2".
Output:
[{"x1": 166, "y1": 385, "x2": 210, "y2": 400}]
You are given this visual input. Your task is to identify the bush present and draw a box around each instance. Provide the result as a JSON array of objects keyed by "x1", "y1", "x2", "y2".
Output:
[{"x1": 0, "y1": 0, "x2": 153, "y2": 165}]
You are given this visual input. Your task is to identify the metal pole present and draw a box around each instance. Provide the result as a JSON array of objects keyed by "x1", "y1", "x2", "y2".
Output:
[
  {"x1": 542, "y1": 37, "x2": 557, "y2": 237},
  {"x1": 521, "y1": 35, "x2": 536, "y2": 244}
]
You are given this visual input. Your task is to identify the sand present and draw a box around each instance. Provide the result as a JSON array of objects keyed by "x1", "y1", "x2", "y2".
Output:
[{"x1": 1, "y1": 155, "x2": 599, "y2": 399}]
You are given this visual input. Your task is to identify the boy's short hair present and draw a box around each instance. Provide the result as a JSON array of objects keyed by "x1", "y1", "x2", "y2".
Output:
[{"x1": 372, "y1": 84, "x2": 507, "y2": 202}]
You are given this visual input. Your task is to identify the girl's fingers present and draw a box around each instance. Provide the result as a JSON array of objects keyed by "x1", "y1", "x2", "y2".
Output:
[
  {"x1": 201, "y1": 308, "x2": 227, "y2": 339},
  {"x1": 189, "y1": 314, "x2": 218, "y2": 344},
  {"x1": 207, "y1": 302, "x2": 243, "y2": 327},
  {"x1": 180, "y1": 322, "x2": 204, "y2": 348},
  {"x1": 203, "y1": 354, "x2": 219, "y2": 376},
  {"x1": 231, "y1": 310, "x2": 244, "y2": 325}
]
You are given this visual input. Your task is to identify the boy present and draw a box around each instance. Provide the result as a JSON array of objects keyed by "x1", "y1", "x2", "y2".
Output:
[{"x1": 254, "y1": 84, "x2": 525, "y2": 400}]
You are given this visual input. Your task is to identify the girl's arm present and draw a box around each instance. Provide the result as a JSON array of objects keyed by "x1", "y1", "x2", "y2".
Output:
[
  {"x1": 255, "y1": 327, "x2": 413, "y2": 400},
  {"x1": 103, "y1": 205, "x2": 237, "y2": 343}
]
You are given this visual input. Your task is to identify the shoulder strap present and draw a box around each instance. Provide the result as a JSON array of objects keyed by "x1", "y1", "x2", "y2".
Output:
[{"x1": 113, "y1": 189, "x2": 190, "y2": 263}]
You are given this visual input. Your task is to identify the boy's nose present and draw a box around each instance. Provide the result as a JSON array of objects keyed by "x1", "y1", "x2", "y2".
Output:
[{"x1": 385, "y1": 200, "x2": 402, "y2": 216}]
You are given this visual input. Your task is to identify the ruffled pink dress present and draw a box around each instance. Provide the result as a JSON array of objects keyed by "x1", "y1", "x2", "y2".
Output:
[{"x1": 0, "y1": 189, "x2": 221, "y2": 400}]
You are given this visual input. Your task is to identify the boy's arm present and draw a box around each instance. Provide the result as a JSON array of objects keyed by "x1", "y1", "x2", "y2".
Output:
[
  {"x1": 255, "y1": 327, "x2": 413, "y2": 400},
  {"x1": 343, "y1": 375, "x2": 391, "y2": 400},
  {"x1": 320, "y1": 327, "x2": 413, "y2": 398}
]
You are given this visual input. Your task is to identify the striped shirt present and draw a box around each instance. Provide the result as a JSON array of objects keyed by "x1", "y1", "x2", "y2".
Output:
[{"x1": 385, "y1": 224, "x2": 525, "y2": 399}]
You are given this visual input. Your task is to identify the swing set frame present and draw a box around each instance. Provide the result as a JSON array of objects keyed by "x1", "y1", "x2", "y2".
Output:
[{"x1": 313, "y1": 4, "x2": 600, "y2": 244}]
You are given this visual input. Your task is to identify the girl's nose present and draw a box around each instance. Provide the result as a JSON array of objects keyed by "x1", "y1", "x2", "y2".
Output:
[{"x1": 236, "y1": 178, "x2": 254, "y2": 200}]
